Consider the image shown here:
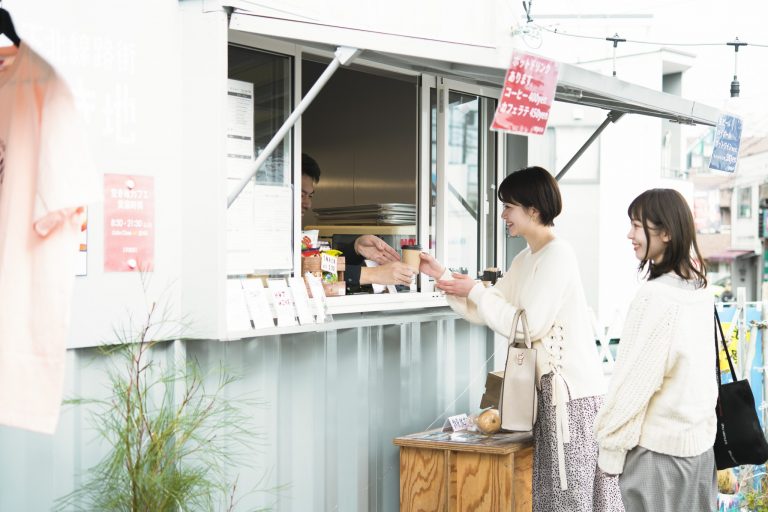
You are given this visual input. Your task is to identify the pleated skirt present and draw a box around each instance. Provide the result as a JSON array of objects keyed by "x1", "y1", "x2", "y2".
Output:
[{"x1": 619, "y1": 446, "x2": 717, "y2": 512}]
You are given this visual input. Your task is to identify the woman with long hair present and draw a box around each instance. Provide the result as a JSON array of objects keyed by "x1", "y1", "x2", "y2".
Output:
[
  {"x1": 420, "y1": 166, "x2": 624, "y2": 511},
  {"x1": 594, "y1": 188, "x2": 717, "y2": 511}
]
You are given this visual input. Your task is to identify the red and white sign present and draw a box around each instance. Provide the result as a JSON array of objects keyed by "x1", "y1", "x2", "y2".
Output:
[
  {"x1": 491, "y1": 51, "x2": 559, "y2": 135},
  {"x1": 104, "y1": 174, "x2": 155, "y2": 272}
]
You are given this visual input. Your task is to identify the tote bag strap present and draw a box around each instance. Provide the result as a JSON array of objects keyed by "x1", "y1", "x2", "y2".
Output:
[
  {"x1": 714, "y1": 307, "x2": 737, "y2": 386},
  {"x1": 507, "y1": 310, "x2": 522, "y2": 346},
  {"x1": 518, "y1": 310, "x2": 533, "y2": 349},
  {"x1": 507, "y1": 309, "x2": 533, "y2": 349},
  {"x1": 715, "y1": 310, "x2": 722, "y2": 390}
]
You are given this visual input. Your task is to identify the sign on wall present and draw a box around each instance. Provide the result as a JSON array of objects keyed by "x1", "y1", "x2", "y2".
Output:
[
  {"x1": 104, "y1": 174, "x2": 155, "y2": 272},
  {"x1": 491, "y1": 51, "x2": 559, "y2": 136},
  {"x1": 709, "y1": 114, "x2": 742, "y2": 173}
]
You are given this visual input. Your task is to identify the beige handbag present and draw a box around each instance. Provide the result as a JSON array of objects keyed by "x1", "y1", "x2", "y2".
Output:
[{"x1": 499, "y1": 309, "x2": 538, "y2": 432}]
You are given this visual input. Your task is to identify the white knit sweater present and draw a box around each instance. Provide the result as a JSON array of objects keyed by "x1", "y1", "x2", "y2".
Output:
[
  {"x1": 594, "y1": 274, "x2": 717, "y2": 475},
  {"x1": 444, "y1": 238, "x2": 606, "y2": 401}
]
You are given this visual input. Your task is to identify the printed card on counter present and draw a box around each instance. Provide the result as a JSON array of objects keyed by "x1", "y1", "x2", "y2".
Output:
[
  {"x1": 268, "y1": 279, "x2": 298, "y2": 327},
  {"x1": 442, "y1": 413, "x2": 472, "y2": 432},
  {"x1": 226, "y1": 279, "x2": 253, "y2": 331},
  {"x1": 241, "y1": 278, "x2": 276, "y2": 329},
  {"x1": 288, "y1": 277, "x2": 315, "y2": 325},
  {"x1": 305, "y1": 272, "x2": 327, "y2": 323}
]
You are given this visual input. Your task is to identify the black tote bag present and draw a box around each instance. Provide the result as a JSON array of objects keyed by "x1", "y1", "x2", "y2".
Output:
[{"x1": 714, "y1": 308, "x2": 768, "y2": 470}]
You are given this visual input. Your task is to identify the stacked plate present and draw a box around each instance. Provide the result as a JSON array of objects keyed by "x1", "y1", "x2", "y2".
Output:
[{"x1": 313, "y1": 203, "x2": 416, "y2": 225}]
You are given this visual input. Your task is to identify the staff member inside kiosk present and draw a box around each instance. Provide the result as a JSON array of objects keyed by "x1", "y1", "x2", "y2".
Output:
[{"x1": 301, "y1": 153, "x2": 414, "y2": 289}]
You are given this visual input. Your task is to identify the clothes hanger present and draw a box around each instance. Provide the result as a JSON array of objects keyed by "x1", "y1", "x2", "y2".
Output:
[{"x1": 0, "y1": 2, "x2": 21, "y2": 47}]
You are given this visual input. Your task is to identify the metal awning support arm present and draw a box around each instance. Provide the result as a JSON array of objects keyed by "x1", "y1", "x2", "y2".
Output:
[
  {"x1": 555, "y1": 110, "x2": 624, "y2": 181},
  {"x1": 227, "y1": 46, "x2": 361, "y2": 208}
]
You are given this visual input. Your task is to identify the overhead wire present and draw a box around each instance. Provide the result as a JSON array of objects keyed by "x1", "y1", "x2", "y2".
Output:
[{"x1": 531, "y1": 23, "x2": 768, "y2": 49}]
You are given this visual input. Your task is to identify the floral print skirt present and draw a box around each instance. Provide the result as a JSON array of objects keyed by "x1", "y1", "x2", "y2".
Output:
[{"x1": 532, "y1": 372, "x2": 625, "y2": 512}]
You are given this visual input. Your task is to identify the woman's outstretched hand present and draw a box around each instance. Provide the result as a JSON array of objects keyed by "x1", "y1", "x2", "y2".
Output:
[
  {"x1": 419, "y1": 252, "x2": 445, "y2": 279},
  {"x1": 436, "y1": 273, "x2": 477, "y2": 298}
]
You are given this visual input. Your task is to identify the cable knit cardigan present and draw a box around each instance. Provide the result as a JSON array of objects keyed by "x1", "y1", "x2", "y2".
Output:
[{"x1": 594, "y1": 274, "x2": 717, "y2": 475}]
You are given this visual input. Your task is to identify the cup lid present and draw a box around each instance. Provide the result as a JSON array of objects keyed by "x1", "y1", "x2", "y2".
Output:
[{"x1": 401, "y1": 244, "x2": 422, "y2": 250}]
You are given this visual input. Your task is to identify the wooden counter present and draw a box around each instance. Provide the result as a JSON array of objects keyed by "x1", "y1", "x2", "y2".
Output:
[{"x1": 394, "y1": 430, "x2": 534, "y2": 512}]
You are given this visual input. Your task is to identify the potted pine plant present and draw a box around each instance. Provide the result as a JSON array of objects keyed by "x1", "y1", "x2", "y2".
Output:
[{"x1": 55, "y1": 295, "x2": 269, "y2": 511}]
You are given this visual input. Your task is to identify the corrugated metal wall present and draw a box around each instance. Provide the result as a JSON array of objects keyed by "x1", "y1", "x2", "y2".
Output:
[{"x1": 0, "y1": 311, "x2": 493, "y2": 511}]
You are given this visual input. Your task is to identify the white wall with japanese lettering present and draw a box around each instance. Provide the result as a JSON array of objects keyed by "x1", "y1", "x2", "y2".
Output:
[{"x1": 3, "y1": 0, "x2": 229, "y2": 346}]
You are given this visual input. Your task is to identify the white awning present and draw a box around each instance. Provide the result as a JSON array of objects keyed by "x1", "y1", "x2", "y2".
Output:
[{"x1": 228, "y1": 7, "x2": 721, "y2": 127}]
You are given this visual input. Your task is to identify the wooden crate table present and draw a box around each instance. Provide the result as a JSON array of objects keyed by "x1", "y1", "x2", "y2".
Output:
[{"x1": 393, "y1": 429, "x2": 533, "y2": 512}]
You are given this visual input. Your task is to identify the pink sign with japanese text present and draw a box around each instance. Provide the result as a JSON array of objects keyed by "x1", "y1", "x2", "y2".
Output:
[
  {"x1": 491, "y1": 51, "x2": 559, "y2": 135},
  {"x1": 104, "y1": 174, "x2": 154, "y2": 272}
]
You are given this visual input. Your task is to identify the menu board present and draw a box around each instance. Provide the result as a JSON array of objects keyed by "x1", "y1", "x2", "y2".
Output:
[
  {"x1": 253, "y1": 185, "x2": 293, "y2": 271},
  {"x1": 709, "y1": 114, "x2": 742, "y2": 173},
  {"x1": 226, "y1": 79, "x2": 293, "y2": 273},
  {"x1": 226, "y1": 79, "x2": 254, "y2": 167},
  {"x1": 491, "y1": 51, "x2": 559, "y2": 136},
  {"x1": 226, "y1": 79, "x2": 256, "y2": 274}
]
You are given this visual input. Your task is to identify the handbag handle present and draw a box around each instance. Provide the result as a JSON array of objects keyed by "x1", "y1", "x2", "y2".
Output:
[
  {"x1": 714, "y1": 307, "x2": 737, "y2": 387},
  {"x1": 507, "y1": 309, "x2": 533, "y2": 349}
]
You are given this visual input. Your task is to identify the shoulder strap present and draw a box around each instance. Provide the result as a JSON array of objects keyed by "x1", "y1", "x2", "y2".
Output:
[{"x1": 714, "y1": 307, "x2": 737, "y2": 384}]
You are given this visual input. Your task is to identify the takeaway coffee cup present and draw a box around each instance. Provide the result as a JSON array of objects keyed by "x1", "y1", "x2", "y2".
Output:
[{"x1": 401, "y1": 244, "x2": 422, "y2": 273}]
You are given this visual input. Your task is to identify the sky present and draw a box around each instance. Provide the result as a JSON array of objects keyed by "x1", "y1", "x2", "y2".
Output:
[{"x1": 510, "y1": 0, "x2": 768, "y2": 137}]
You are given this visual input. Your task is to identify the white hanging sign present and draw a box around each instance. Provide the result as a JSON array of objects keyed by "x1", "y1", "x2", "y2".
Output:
[
  {"x1": 241, "y1": 278, "x2": 276, "y2": 329},
  {"x1": 305, "y1": 272, "x2": 327, "y2": 323},
  {"x1": 289, "y1": 277, "x2": 315, "y2": 325},
  {"x1": 268, "y1": 279, "x2": 298, "y2": 327}
]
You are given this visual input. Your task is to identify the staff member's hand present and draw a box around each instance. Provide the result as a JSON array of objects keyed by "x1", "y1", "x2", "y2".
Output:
[
  {"x1": 360, "y1": 262, "x2": 414, "y2": 286},
  {"x1": 354, "y1": 235, "x2": 400, "y2": 264},
  {"x1": 419, "y1": 252, "x2": 445, "y2": 279},
  {"x1": 436, "y1": 273, "x2": 477, "y2": 298}
]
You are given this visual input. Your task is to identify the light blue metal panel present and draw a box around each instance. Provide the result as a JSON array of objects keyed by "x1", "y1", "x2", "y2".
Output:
[{"x1": 0, "y1": 312, "x2": 492, "y2": 512}]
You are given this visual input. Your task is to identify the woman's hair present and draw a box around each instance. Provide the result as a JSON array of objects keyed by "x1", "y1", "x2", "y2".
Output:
[
  {"x1": 496, "y1": 166, "x2": 562, "y2": 226},
  {"x1": 627, "y1": 188, "x2": 707, "y2": 287}
]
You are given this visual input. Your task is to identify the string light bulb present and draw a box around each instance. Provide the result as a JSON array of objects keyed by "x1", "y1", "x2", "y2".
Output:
[
  {"x1": 606, "y1": 33, "x2": 626, "y2": 77},
  {"x1": 727, "y1": 37, "x2": 748, "y2": 98}
]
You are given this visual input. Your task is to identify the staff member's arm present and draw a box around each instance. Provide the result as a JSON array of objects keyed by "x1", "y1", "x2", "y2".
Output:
[
  {"x1": 344, "y1": 262, "x2": 414, "y2": 287},
  {"x1": 338, "y1": 235, "x2": 410, "y2": 287}
]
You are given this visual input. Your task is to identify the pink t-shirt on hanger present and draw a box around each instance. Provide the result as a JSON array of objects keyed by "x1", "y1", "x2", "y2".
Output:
[{"x1": 0, "y1": 42, "x2": 97, "y2": 434}]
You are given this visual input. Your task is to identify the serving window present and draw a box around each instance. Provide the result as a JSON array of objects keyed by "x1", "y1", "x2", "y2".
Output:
[
  {"x1": 431, "y1": 88, "x2": 501, "y2": 279},
  {"x1": 300, "y1": 56, "x2": 419, "y2": 262},
  {"x1": 224, "y1": 37, "x2": 517, "y2": 332}
]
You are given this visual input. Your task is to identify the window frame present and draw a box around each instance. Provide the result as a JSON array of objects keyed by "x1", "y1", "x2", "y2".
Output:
[
  {"x1": 225, "y1": 33, "x2": 509, "y2": 322},
  {"x1": 737, "y1": 186, "x2": 753, "y2": 220}
]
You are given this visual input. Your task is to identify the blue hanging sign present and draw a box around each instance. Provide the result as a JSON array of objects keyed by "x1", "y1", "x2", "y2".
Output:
[{"x1": 708, "y1": 114, "x2": 742, "y2": 173}]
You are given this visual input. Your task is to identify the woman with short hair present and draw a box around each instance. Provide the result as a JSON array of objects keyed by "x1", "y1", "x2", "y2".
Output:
[{"x1": 420, "y1": 166, "x2": 624, "y2": 511}]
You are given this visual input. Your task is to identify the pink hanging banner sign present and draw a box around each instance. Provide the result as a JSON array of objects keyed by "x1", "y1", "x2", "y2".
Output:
[
  {"x1": 491, "y1": 51, "x2": 559, "y2": 135},
  {"x1": 103, "y1": 174, "x2": 155, "y2": 272}
]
